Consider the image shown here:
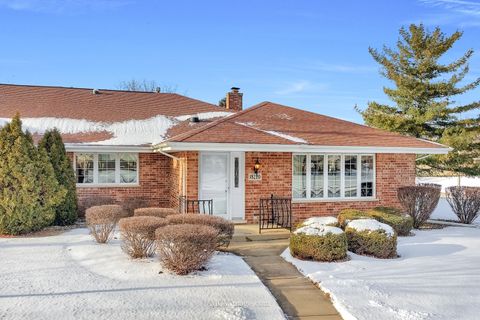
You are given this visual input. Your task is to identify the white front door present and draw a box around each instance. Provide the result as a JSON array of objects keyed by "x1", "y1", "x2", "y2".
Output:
[
  {"x1": 199, "y1": 153, "x2": 229, "y2": 218},
  {"x1": 199, "y1": 152, "x2": 245, "y2": 220}
]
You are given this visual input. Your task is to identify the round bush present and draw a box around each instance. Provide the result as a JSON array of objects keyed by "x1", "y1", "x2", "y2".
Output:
[
  {"x1": 85, "y1": 205, "x2": 127, "y2": 243},
  {"x1": 338, "y1": 208, "x2": 413, "y2": 236},
  {"x1": 398, "y1": 185, "x2": 441, "y2": 228},
  {"x1": 167, "y1": 214, "x2": 234, "y2": 247},
  {"x1": 118, "y1": 216, "x2": 168, "y2": 258},
  {"x1": 337, "y1": 209, "x2": 370, "y2": 228},
  {"x1": 367, "y1": 207, "x2": 413, "y2": 236},
  {"x1": 301, "y1": 216, "x2": 338, "y2": 227},
  {"x1": 155, "y1": 224, "x2": 217, "y2": 275},
  {"x1": 134, "y1": 207, "x2": 177, "y2": 219},
  {"x1": 345, "y1": 219, "x2": 397, "y2": 258},
  {"x1": 290, "y1": 225, "x2": 347, "y2": 262},
  {"x1": 445, "y1": 186, "x2": 480, "y2": 224}
]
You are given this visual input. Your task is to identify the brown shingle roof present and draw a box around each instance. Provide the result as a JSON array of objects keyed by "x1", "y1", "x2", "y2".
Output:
[
  {"x1": 167, "y1": 102, "x2": 447, "y2": 149},
  {"x1": 0, "y1": 83, "x2": 223, "y2": 121},
  {"x1": 0, "y1": 83, "x2": 230, "y2": 144}
]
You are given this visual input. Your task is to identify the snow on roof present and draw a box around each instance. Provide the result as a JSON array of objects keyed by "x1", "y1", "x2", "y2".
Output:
[
  {"x1": 0, "y1": 111, "x2": 233, "y2": 145},
  {"x1": 347, "y1": 219, "x2": 395, "y2": 236},
  {"x1": 175, "y1": 111, "x2": 233, "y2": 122},
  {"x1": 302, "y1": 216, "x2": 338, "y2": 227},
  {"x1": 236, "y1": 121, "x2": 308, "y2": 144},
  {"x1": 294, "y1": 225, "x2": 344, "y2": 236}
]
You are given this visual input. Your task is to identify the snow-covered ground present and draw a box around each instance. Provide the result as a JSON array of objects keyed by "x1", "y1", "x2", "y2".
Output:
[
  {"x1": 283, "y1": 227, "x2": 480, "y2": 320},
  {"x1": 0, "y1": 228, "x2": 284, "y2": 320}
]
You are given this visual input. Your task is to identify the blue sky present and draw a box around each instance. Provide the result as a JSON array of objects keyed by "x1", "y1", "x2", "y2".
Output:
[{"x1": 0, "y1": 0, "x2": 479, "y2": 123}]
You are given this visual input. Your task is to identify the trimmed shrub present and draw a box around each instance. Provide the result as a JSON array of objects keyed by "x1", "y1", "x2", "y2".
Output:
[
  {"x1": 121, "y1": 198, "x2": 151, "y2": 217},
  {"x1": 398, "y1": 185, "x2": 441, "y2": 228},
  {"x1": 345, "y1": 219, "x2": 397, "y2": 258},
  {"x1": 338, "y1": 208, "x2": 412, "y2": 236},
  {"x1": 38, "y1": 128, "x2": 78, "y2": 226},
  {"x1": 337, "y1": 209, "x2": 370, "y2": 229},
  {"x1": 167, "y1": 214, "x2": 234, "y2": 247},
  {"x1": 134, "y1": 207, "x2": 177, "y2": 219},
  {"x1": 300, "y1": 216, "x2": 339, "y2": 228},
  {"x1": 367, "y1": 207, "x2": 413, "y2": 236},
  {"x1": 78, "y1": 196, "x2": 114, "y2": 217},
  {"x1": 445, "y1": 186, "x2": 480, "y2": 224},
  {"x1": 118, "y1": 216, "x2": 167, "y2": 258},
  {"x1": 155, "y1": 224, "x2": 217, "y2": 275},
  {"x1": 290, "y1": 225, "x2": 347, "y2": 262},
  {"x1": 0, "y1": 115, "x2": 65, "y2": 235},
  {"x1": 85, "y1": 205, "x2": 127, "y2": 243}
]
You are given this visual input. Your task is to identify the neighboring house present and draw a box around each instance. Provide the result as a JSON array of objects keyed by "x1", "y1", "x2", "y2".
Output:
[{"x1": 0, "y1": 84, "x2": 450, "y2": 223}]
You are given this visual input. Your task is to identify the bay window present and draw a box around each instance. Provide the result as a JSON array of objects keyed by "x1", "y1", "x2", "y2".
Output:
[
  {"x1": 292, "y1": 154, "x2": 375, "y2": 200},
  {"x1": 75, "y1": 153, "x2": 139, "y2": 186}
]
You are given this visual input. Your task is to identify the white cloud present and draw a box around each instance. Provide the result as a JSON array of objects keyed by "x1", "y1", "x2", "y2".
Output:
[
  {"x1": 0, "y1": 0, "x2": 130, "y2": 13},
  {"x1": 274, "y1": 80, "x2": 312, "y2": 95},
  {"x1": 419, "y1": 0, "x2": 480, "y2": 26}
]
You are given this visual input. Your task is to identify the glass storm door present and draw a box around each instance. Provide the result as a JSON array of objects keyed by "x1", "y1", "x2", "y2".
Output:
[{"x1": 200, "y1": 153, "x2": 229, "y2": 217}]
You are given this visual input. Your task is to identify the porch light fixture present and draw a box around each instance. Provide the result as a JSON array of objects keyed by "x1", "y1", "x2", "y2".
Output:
[{"x1": 254, "y1": 158, "x2": 261, "y2": 173}]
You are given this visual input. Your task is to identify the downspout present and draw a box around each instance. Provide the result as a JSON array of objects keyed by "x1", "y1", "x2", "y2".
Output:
[{"x1": 156, "y1": 149, "x2": 187, "y2": 213}]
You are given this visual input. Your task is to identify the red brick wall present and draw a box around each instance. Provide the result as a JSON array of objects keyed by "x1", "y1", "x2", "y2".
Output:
[
  {"x1": 72, "y1": 152, "x2": 175, "y2": 214},
  {"x1": 244, "y1": 152, "x2": 415, "y2": 223},
  {"x1": 72, "y1": 151, "x2": 415, "y2": 222}
]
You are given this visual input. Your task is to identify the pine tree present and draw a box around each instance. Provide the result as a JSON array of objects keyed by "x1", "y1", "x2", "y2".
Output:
[
  {"x1": 39, "y1": 129, "x2": 78, "y2": 225},
  {"x1": 358, "y1": 24, "x2": 480, "y2": 175},
  {"x1": 0, "y1": 115, "x2": 66, "y2": 235}
]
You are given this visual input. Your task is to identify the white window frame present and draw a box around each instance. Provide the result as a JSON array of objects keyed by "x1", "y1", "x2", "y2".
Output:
[
  {"x1": 74, "y1": 153, "x2": 140, "y2": 187},
  {"x1": 292, "y1": 153, "x2": 376, "y2": 202}
]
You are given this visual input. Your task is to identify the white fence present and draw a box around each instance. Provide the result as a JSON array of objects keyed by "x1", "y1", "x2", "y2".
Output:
[{"x1": 415, "y1": 177, "x2": 480, "y2": 222}]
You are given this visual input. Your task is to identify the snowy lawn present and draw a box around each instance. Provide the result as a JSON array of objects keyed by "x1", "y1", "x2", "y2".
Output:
[
  {"x1": 0, "y1": 228, "x2": 284, "y2": 320},
  {"x1": 282, "y1": 227, "x2": 480, "y2": 320}
]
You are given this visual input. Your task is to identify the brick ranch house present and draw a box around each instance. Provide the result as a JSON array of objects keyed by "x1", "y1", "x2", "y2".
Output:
[{"x1": 0, "y1": 84, "x2": 450, "y2": 223}]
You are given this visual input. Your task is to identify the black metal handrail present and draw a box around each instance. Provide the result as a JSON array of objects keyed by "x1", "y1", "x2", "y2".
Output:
[
  {"x1": 179, "y1": 196, "x2": 213, "y2": 215},
  {"x1": 259, "y1": 194, "x2": 292, "y2": 233}
]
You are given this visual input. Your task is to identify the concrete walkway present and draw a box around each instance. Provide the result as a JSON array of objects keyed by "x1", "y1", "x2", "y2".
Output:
[{"x1": 227, "y1": 225, "x2": 342, "y2": 320}]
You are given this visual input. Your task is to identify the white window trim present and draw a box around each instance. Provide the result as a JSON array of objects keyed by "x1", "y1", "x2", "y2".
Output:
[
  {"x1": 74, "y1": 153, "x2": 140, "y2": 187},
  {"x1": 292, "y1": 153, "x2": 376, "y2": 202}
]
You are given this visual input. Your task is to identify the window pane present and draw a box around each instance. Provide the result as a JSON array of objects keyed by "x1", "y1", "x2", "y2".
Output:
[
  {"x1": 76, "y1": 154, "x2": 94, "y2": 184},
  {"x1": 310, "y1": 155, "x2": 324, "y2": 198},
  {"x1": 98, "y1": 153, "x2": 116, "y2": 183},
  {"x1": 361, "y1": 155, "x2": 374, "y2": 197},
  {"x1": 327, "y1": 155, "x2": 341, "y2": 198},
  {"x1": 234, "y1": 157, "x2": 239, "y2": 188},
  {"x1": 344, "y1": 155, "x2": 357, "y2": 197},
  {"x1": 293, "y1": 155, "x2": 306, "y2": 198},
  {"x1": 120, "y1": 153, "x2": 138, "y2": 184}
]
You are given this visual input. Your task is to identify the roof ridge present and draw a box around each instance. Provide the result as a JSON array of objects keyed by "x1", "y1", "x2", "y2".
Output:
[
  {"x1": 0, "y1": 82, "x2": 177, "y2": 95},
  {"x1": 164, "y1": 101, "x2": 271, "y2": 143}
]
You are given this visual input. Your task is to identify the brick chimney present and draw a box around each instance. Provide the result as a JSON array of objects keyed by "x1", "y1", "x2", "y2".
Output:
[{"x1": 226, "y1": 87, "x2": 243, "y2": 111}]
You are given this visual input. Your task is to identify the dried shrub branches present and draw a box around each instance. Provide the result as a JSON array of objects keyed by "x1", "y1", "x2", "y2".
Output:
[
  {"x1": 166, "y1": 214, "x2": 234, "y2": 247},
  {"x1": 155, "y1": 224, "x2": 217, "y2": 275},
  {"x1": 397, "y1": 185, "x2": 441, "y2": 228},
  {"x1": 445, "y1": 186, "x2": 480, "y2": 224},
  {"x1": 134, "y1": 207, "x2": 177, "y2": 219},
  {"x1": 85, "y1": 205, "x2": 127, "y2": 243},
  {"x1": 118, "y1": 216, "x2": 167, "y2": 258}
]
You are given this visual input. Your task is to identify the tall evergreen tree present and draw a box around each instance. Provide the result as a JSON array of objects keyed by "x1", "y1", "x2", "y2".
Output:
[
  {"x1": 358, "y1": 24, "x2": 480, "y2": 175},
  {"x1": 0, "y1": 115, "x2": 65, "y2": 235},
  {"x1": 39, "y1": 129, "x2": 78, "y2": 225}
]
